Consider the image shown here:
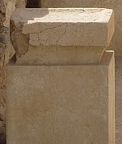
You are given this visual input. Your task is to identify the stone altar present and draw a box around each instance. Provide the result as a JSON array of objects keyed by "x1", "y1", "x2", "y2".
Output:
[{"x1": 6, "y1": 8, "x2": 115, "y2": 144}]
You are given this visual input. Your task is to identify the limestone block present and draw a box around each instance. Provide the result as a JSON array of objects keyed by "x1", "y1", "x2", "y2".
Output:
[
  {"x1": 11, "y1": 8, "x2": 114, "y2": 47},
  {"x1": 10, "y1": 8, "x2": 114, "y2": 64},
  {"x1": 41, "y1": 0, "x2": 122, "y2": 56},
  {"x1": 16, "y1": 45, "x2": 105, "y2": 65},
  {"x1": 6, "y1": 51, "x2": 115, "y2": 144}
]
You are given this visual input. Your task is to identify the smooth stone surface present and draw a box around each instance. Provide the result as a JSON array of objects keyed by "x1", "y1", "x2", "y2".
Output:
[
  {"x1": 6, "y1": 51, "x2": 115, "y2": 144},
  {"x1": 16, "y1": 45, "x2": 105, "y2": 65},
  {"x1": 11, "y1": 8, "x2": 114, "y2": 47}
]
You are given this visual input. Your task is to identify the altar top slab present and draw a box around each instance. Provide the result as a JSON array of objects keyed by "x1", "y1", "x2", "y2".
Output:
[
  {"x1": 11, "y1": 8, "x2": 113, "y2": 23},
  {"x1": 11, "y1": 8, "x2": 114, "y2": 47}
]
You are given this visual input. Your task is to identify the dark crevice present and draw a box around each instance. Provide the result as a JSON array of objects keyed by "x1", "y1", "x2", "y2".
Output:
[
  {"x1": 9, "y1": 54, "x2": 16, "y2": 65},
  {"x1": 26, "y1": 0, "x2": 41, "y2": 8},
  {"x1": 0, "y1": 133, "x2": 6, "y2": 144}
]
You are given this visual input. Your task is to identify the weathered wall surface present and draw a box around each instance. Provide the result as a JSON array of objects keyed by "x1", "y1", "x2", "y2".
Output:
[
  {"x1": 41, "y1": 0, "x2": 122, "y2": 56},
  {"x1": 0, "y1": 0, "x2": 26, "y2": 142}
]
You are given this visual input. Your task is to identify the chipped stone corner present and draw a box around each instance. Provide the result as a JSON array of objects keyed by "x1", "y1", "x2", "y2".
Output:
[{"x1": 10, "y1": 19, "x2": 29, "y2": 58}]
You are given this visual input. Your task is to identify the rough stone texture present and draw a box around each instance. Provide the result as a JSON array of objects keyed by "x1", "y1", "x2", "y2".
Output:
[
  {"x1": 0, "y1": 0, "x2": 27, "y2": 142},
  {"x1": 0, "y1": 1, "x2": 6, "y2": 27},
  {"x1": 41, "y1": 0, "x2": 122, "y2": 56},
  {"x1": 11, "y1": 8, "x2": 114, "y2": 47},
  {"x1": 10, "y1": 8, "x2": 114, "y2": 65},
  {"x1": 6, "y1": 51, "x2": 115, "y2": 144}
]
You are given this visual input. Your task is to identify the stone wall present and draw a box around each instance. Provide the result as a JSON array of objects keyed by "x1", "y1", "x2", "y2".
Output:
[
  {"x1": 41, "y1": 0, "x2": 122, "y2": 56},
  {"x1": 0, "y1": 0, "x2": 27, "y2": 143}
]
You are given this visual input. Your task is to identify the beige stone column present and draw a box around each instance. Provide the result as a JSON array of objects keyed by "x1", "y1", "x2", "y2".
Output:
[{"x1": 6, "y1": 8, "x2": 115, "y2": 144}]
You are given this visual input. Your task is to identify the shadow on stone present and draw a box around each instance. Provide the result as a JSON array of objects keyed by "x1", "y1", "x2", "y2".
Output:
[
  {"x1": 26, "y1": 0, "x2": 41, "y2": 8},
  {"x1": 0, "y1": 133, "x2": 6, "y2": 144}
]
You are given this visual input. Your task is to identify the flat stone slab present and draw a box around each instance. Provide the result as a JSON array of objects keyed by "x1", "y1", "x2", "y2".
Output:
[
  {"x1": 11, "y1": 8, "x2": 114, "y2": 47},
  {"x1": 6, "y1": 51, "x2": 115, "y2": 144}
]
